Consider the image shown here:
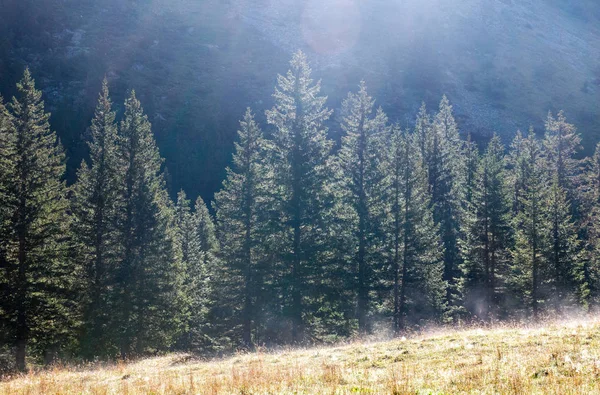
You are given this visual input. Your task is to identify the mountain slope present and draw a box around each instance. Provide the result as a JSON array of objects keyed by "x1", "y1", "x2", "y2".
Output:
[{"x1": 0, "y1": 0, "x2": 598, "y2": 200}]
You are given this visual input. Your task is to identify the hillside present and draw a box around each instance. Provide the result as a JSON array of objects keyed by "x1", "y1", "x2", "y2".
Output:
[
  {"x1": 1, "y1": 0, "x2": 599, "y2": 200},
  {"x1": 3, "y1": 319, "x2": 600, "y2": 394}
]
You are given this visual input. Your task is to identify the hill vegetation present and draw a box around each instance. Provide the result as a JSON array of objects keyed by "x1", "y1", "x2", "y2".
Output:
[
  {"x1": 2, "y1": 50, "x2": 600, "y2": 373},
  {"x1": 2, "y1": 319, "x2": 600, "y2": 394}
]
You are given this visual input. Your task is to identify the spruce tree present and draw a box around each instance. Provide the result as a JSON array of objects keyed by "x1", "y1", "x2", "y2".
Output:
[
  {"x1": 0, "y1": 96, "x2": 15, "y2": 355},
  {"x1": 114, "y1": 91, "x2": 183, "y2": 358},
  {"x1": 580, "y1": 143, "x2": 600, "y2": 310},
  {"x1": 460, "y1": 135, "x2": 510, "y2": 320},
  {"x1": 414, "y1": 102, "x2": 432, "y2": 170},
  {"x1": 509, "y1": 130, "x2": 548, "y2": 319},
  {"x1": 464, "y1": 133, "x2": 479, "y2": 207},
  {"x1": 0, "y1": 95, "x2": 15, "y2": 255},
  {"x1": 385, "y1": 125, "x2": 444, "y2": 332},
  {"x1": 332, "y1": 82, "x2": 388, "y2": 334},
  {"x1": 543, "y1": 111, "x2": 581, "y2": 194},
  {"x1": 71, "y1": 79, "x2": 120, "y2": 358},
  {"x1": 0, "y1": 70, "x2": 73, "y2": 370},
  {"x1": 174, "y1": 190, "x2": 211, "y2": 350},
  {"x1": 543, "y1": 112, "x2": 582, "y2": 313},
  {"x1": 195, "y1": 196, "x2": 219, "y2": 275},
  {"x1": 545, "y1": 174, "x2": 581, "y2": 313},
  {"x1": 265, "y1": 51, "x2": 333, "y2": 343},
  {"x1": 428, "y1": 96, "x2": 467, "y2": 319},
  {"x1": 214, "y1": 108, "x2": 272, "y2": 349},
  {"x1": 506, "y1": 130, "x2": 528, "y2": 216}
]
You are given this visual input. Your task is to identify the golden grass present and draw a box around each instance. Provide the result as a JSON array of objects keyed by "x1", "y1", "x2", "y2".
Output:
[{"x1": 3, "y1": 319, "x2": 600, "y2": 394}]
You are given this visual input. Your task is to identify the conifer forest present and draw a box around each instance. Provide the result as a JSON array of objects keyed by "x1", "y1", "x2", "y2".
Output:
[{"x1": 2, "y1": 47, "x2": 600, "y2": 372}]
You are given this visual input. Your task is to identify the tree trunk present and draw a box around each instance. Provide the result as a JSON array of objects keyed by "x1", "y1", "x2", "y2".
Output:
[
  {"x1": 398, "y1": 143, "x2": 412, "y2": 331},
  {"x1": 16, "y1": 339, "x2": 26, "y2": 372},
  {"x1": 290, "y1": 76, "x2": 304, "y2": 344},
  {"x1": 392, "y1": 216, "x2": 400, "y2": 334},
  {"x1": 356, "y1": 111, "x2": 369, "y2": 335},
  {"x1": 16, "y1": 193, "x2": 28, "y2": 372},
  {"x1": 532, "y1": 206, "x2": 539, "y2": 321}
]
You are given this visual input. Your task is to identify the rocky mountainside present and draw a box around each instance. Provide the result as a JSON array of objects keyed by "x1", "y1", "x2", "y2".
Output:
[{"x1": 1, "y1": 0, "x2": 598, "y2": 200}]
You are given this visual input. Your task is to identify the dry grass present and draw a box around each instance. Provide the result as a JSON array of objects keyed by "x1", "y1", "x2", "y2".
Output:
[{"x1": 3, "y1": 319, "x2": 600, "y2": 394}]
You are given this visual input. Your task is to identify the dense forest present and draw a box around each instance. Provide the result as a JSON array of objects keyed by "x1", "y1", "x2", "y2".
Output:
[{"x1": 1, "y1": 51, "x2": 599, "y2": 371}]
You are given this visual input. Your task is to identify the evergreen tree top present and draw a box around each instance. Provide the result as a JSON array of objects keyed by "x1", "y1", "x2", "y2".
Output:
[{"x1": 266, "y1": 50, "x2": 332, "y2": 134}]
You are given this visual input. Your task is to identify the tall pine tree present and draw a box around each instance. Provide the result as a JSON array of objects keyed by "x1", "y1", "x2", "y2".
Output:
[
  {"x1": 71, "y1": 79, "x2": 120, "y2": 358},
  {"x1": 265, "y1": 51, "x2": 333, "y2": 343},
  {"x1": 506, "y1": 130, "x2": 528, "y2": 216},
  {"x1": 0, "y1": 95, "x2": 15, "y2": 357},
  {"x1": 0, "y1": 70, "x2": 73, "y2": 370},
  {"x1": 580, "y1": 143, "x2": 600, "y2": 310},
  {"x1": 214, "y1": 108, "x2": 273, "y2": 349},
  {"x1": 385, "y1": 125, "x2": 444, "y2": 332},
  {"x1": 545, "y1": 174, "x2": 581, "y2": 313},
  {"x1": 333, "y1": 82, "x2": 388, "y2": 334},
  {"x1": 543, "y1": 111, "x2": 582, "y2": 313},
  {"x1": 509, "y1": 130, "x2": 548, "y2": 319},
  {"x1": 460, "y1": 135, "x2": 510, "y2": 320},
  {"x1": 429, "y1": 96, "x2": 467, "y2": 319},
  {"x1": 113, "y1": 91, "x2": 183, "y2": 358},
  {"x1": 174, "y1": 190, "x2": 214, "y2": 350}
]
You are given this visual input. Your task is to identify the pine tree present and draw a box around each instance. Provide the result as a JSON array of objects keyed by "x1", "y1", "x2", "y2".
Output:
[
  {"x1": 580, "y1": 143, "x2": 600, "y2": 310},
  {"x1": 332, "y1": 82, "x2": 388, "y2": 333},
  {"x1": 113, "y1": 91, "x2": 183, "y2": 358},
  {"x1": 0, "y1": 70, "x2": 73, "y2": 370},
  {"x1": 543, "y1": 112, "x2": 582, "y2": 313},
  {"x1": 71, "y1": 79, "x2": 120, "y2": 358},
  {"x1": 509, "y1": 130, "x2": 548, "y2": 319},
  {"x1": 0, "y1": 94, "x2": 15, "y2": 247},
  {"x1": 385, "y1": 125, "x2": 444, "y2": 332},
  {"x1": 174, "y1": 190, "x2": 209, "y2": 350},
  {"x1": 543, "y1": 111, "x2": 581, "y2": 194},
  {"x1": 0, "y1": 96, "x2": 15, "y2": 354},
  {"x1": 460, "y1": 135, "x2": 510, "y2": 320},
  {"x1": 414, "y1": 102, "x2": 432, "y2": 170},
  {"x1": 428, "y1": 96, "x2": 467, "y2": 319},
  {"x1": 195, "y1": 196, "x2": 219, "y2": 275},
  {"x1": 545, "y1": 174, "x2": 581, "y2": 313},
  {"x1": 506, "y1": 130, "x2": 528, "y2": 216},
  {"x1": 265, "y1": 51, "x2": 333, "y2": 343},
  {"x1": 464, "y1": 133, "x2": 479, "y2": 207},
  {"x1": 214, "y1": 108, "x2": 273, "y2": 349}
]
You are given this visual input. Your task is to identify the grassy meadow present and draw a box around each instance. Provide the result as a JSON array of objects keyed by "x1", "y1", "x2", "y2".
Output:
[{"x1": 3, "y1": 319, "x2": 600, "y2": 394}]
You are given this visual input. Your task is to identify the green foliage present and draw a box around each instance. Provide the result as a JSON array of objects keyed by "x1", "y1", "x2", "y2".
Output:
[
  {"x1": 427, "y1": 96, "x2": 467, "y2": 320},
  {"x1": 71, "y1": 79, "x2": 120, "y2": 359},
  {"x1": 213, "y1": 108, "x2": 273, "y2": 349},
  {"x1": 332, "y1": 81, "x2": 388, "y2": 334},
  {"x1": 2, "y1": 59, "x2": 600, "y2": 365},
  {"x1": 0, "y1": 70, "x2": 74, "y2": 370},
  {"x1": 543, "y1": 112, "x2": 582, "y2": 312},
  {"x1": 265, "y1": 51, "x2": 334, "y2": 343},
  {"x1": 384, "y1": 125, "x2": 445, "y2": 331},
  {"x1": 460, "y1": 135, "x2": 511, "y2": 320},
  {"x1": 112, "y1": 91, "x2": 183, "y2": 358},
  {"x1": 579, "y1": 143, "x2": 600, "y2": 310},
  {"x1": 508, "y1": 130, "x2": 549, "y2": 318},
  {"x1": 543, "y1": 111, "x2": 581, "y2": 192},
  {"x1": 545, "y1": 174, "x2": 581, "y2": 311},
  {"x1": 174, "y1": 191, "x2": 214, "y2": 351}
]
